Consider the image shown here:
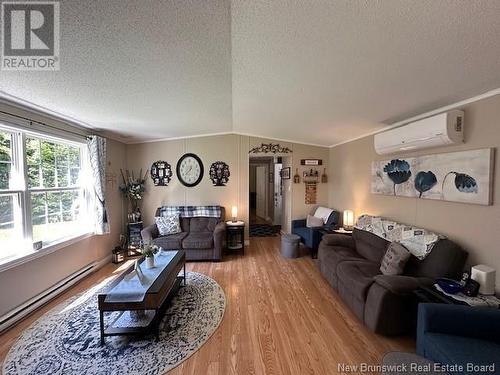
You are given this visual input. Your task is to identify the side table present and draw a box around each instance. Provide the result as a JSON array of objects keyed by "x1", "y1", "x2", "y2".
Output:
[
  {"x1": 127, "y1": 221, "x2": 143, "y2": 257},
  {"x1": 226, "y1": 220, "x2": 245, "y2": 254}
]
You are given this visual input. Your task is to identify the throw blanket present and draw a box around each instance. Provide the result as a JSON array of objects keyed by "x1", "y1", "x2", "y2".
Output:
[
  {"x1": 355, "y1": 215, "x2": 443, "y2": 260},
  {"x1": 159, "y1": 205, "x2": 221, "y2": 218}
]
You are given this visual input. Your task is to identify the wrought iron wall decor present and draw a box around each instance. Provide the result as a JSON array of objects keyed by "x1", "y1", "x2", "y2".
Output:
[
  {"x1": 249, "y1": 143, "x2": 292, "y2": 154},
  {"x1": 150, "y1": 160, "x2": 173, "y2": 186},
  {"x1": 209, "y1": 161, "x2": 230, "y2": 186}
]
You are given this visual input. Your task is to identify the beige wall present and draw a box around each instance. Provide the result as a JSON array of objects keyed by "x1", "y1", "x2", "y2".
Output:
[
  {"x1": 329, "y1": 94, "x2": 500, "y2": 291},
  {"x1": 125, "y1": 134, "x2": 330, "y2": 236},
  {"x1": 0, "y1": 138, "x2": 126, "y2": 317}
]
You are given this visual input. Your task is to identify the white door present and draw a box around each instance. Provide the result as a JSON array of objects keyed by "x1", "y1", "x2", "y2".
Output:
[
  {"x1": 256, "y1": 166, "x2": 267, "y2": 219},
  {"x1": 273, "y1": 163, "x2": 282, "y2": 225}
]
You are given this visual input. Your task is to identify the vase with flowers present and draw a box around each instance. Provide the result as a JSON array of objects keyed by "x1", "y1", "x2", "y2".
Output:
[
  {"x1": 142, "y1": 243, "x2": 159, "y2": 269},
  {"x1": 119, "y1": 169, "x2": 147, "y2": 223}
]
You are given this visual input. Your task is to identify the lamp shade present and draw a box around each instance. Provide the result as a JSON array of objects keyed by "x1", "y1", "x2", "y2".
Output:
[
  {"x1": 231, "y1": 206, "x2": 238, "y2": 220},
  {"x1": 343, "y1": 210, "x2": 354, "y2": 230}
]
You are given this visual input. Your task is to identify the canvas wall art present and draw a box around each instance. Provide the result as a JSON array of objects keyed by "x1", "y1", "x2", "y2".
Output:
[{"x1": 371, "y1": 148, "x2": 494, "y2": 205}]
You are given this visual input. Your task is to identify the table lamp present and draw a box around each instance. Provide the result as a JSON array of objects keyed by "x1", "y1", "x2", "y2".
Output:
[
  {"x1": 231, "y1": 206, "x2": 238, "y2": 222},
  {"x1": 343, "y1": 210, "x2": 354, "y2": 231}
]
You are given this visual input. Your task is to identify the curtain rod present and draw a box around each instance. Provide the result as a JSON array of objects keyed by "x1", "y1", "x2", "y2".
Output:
[{"x1": 0, "y1": 109, "x2": 92, "y2": 139}]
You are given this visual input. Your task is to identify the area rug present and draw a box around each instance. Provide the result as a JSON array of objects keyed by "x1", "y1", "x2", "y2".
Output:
[
  {"x1": 249, "y1": 224, "x2": 281, "y2": 237},
  {"x1": 3, "y1": 271, "x2": 225, "y2": 375}
]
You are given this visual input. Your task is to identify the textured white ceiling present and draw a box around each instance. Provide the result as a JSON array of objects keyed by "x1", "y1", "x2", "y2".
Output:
[
  {"x1": 0, "y1": 0, "x2": 233, "y2": 141},
  {"x1": 1, "y1": 0, "x2": 500, "y2": 145},
  {"x1": 231, "y1": 0, "x2": 500, "y2": 146}
]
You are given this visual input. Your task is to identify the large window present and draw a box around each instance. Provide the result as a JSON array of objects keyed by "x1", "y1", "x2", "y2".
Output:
[{"x1": 0, "y1": 125, "x2": 90, "y2": 263}]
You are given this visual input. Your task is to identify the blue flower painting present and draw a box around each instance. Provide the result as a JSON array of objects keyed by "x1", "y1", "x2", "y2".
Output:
[
  {"x1": 383, "y1": 159, "x2": 412, "y2": 195},
  {"x1": 415, "y1": 171, "x2": 437, "y2": 198},
  {"x1": 442, "y1": 172, "x2": 478, "y2": 193},
  {"x1": 372, "y1": 148, "x2": 492, "y2": 205}
]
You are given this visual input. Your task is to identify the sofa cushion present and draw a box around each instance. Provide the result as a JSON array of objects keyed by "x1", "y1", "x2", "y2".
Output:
[
  {"x1": 152, "y1": 232, "x2": 188, "y2": 250},
  {"x1": 353, "y1": 228, "x2": 389, "y2": 264},
  {"x1": 423, "y1": 333, "x2": 500, "y2": 370},
  {"x1": 380, "y1": 242, "x2": 411, "y2": 275},
  {"x1": 189, "y1": 217, "x2": 219, "y2": 232},
  {"x1": 321, "y1": 234, "x2": 355, "y2": 248},
  {"x1": 183, "y1": 232, "x2": 214, "y2": 249},
  {"x1": 306, "y1": 214, "x2": 324, "y2": 228},
  {"x1": 155, "y1": 214, "x2": 181, "y2": 236},
  {"x1": 337, "y1": 261, "x2": 381, "y2": 301},
  {"x1": 318, "y1": 245, "x2": 363, "y2": 289}
]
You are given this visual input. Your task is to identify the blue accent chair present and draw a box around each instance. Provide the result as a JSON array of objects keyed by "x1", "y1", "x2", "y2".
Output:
[
  {"x1": 417, "y1": 303, "x2": 500, "y2": 373},
  {"x1": 291, "y1": 209, "x2": 340, "y2": 257}
]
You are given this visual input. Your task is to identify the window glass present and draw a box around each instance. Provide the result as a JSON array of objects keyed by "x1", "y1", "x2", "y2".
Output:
[{"x1": 0, "y1": 131, "x2": 13, "y2": 190}]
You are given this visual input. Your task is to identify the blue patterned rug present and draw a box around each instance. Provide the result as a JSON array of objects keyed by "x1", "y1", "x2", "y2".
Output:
[{"x1": 3, "y1": 271, "x2": 226, "y2": 375}]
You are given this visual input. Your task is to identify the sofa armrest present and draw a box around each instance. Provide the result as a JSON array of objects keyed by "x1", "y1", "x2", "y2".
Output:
[
  {"x1": 141, "y1": 224, "x2": 159, "y2": 243},
  {"x1": 213, "y1": 222, "x2": 226, "y2": 261},
  {"x1": 292, "y1": 219, "x2": 306, "y2": 229},
  {"x1": 374, "y1": 275, "x2": 433, "y2": 295},
  {"x1": 417, "y1": 303, "x2": 500, "y2": 354},
  {"x1": 320, "y1": 234, "x2": 355, "y2": 249}
]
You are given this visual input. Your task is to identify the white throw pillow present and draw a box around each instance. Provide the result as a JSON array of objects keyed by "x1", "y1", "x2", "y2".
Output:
[
  {"x1": 306, "y1": 214, "x2": 324, "y2": 228},
  {"x1": 313, "y1": 206, "x2": 334, "y2": 224},
  {"x1": 155, "y1": 214, "x2": 181, "y2": 236}
]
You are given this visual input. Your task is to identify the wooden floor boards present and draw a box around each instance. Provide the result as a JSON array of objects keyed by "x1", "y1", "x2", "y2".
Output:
[{"x1": 0, "y1": 236, "x2": 414, "y2": 374}]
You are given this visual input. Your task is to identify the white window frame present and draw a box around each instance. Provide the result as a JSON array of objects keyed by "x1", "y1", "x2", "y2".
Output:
[{"x1": 0, "y1": 123, "x2": 94, "y2": 271}]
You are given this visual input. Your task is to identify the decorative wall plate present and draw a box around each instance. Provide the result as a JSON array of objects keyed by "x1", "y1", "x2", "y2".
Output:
[
  {"x1": 209, "y1": 161, "x2": 230, "y2": 186},
  {"x1": 150, "y1": 160, "x2": 172, "y2": 186}
]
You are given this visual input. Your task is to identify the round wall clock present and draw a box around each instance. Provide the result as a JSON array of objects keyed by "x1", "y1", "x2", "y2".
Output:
[
  {"x1": 150, "y1": 160, "x2": 172, "y2": 186},
  {"x1": 176, "y1": 153, "x2": 204, "y2": 187}
]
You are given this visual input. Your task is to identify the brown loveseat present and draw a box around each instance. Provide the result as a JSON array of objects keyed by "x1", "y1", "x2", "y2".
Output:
[
  {"x1": 318, "y1": 228, "x2": 467, "y2": 336},
  {"x1": 141, "y1": 206, "x2": 226, "y2": 261}
]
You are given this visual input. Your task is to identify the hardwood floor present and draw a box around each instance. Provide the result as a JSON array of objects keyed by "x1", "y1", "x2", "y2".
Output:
[{"x1": 0, "y1": 237, "x2": 414, "y2": 374}]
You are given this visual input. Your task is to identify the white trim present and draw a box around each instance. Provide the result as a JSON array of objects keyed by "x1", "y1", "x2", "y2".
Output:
[
  {"x1": 0, "y1": 253, "x2": 111, "y2": 333},
  {"x1": 329, "y1": 87, "x2": 500, "y2": 148},
  {"x1": 0, "y1": 91, "x2": 95, "y2": 133},
  {"x1": 233, "y1": 131, "x2": 329, "y2": 148},
  {"x1": 0, "y1": 232, "x2": 94, "y2": 273},
  {"x1": 126, "y1": 131, "x2": 235, "y2": 144},
  {"x1": 126, "y1": 130, "x2": 330, "y2": 148}
]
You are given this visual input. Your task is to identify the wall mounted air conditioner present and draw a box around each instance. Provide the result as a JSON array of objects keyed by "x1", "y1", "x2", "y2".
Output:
[{"x1": 374, "y1": 110, "x2": 464, "y2": 155}]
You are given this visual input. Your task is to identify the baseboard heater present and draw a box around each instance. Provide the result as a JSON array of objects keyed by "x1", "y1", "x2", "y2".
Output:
[{"x1": 0, "y1": 256, "x2": 110, "y2": 333}]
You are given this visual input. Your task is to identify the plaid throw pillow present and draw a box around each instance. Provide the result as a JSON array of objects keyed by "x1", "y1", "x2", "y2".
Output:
[{"x1": 155, "y1": 214, "x2": 181, "y2": 236}]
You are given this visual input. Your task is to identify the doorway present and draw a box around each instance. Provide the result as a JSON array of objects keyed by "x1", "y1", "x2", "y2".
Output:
[{"x1": 249, "y1": 156, "x2": 286, "y2": 237}]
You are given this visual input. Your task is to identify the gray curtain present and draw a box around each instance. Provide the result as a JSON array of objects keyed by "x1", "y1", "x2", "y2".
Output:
[{"x1": 87, "y1": 135, "x2": 110, "y2": 234}]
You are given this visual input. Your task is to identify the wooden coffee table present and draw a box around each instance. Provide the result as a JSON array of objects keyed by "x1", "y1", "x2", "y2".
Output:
[{"x1": 98, "y1": 250, "x2": 186, "y2": 344}]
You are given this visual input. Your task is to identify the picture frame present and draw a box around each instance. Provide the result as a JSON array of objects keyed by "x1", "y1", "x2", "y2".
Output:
[{"x1": 281, "y1": 167, "x2": 291, "y2": 179}]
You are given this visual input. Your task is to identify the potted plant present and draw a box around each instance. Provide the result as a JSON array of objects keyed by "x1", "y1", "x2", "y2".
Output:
[
  {"x1": 142, "y1": 244, "x2": 158, "y2": 269},
  {"x1": 119, "y1": 169, "x2": 148, "y2": 223}
]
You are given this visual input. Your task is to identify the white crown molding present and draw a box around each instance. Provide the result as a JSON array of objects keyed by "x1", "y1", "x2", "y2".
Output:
[
  {"x1": 0, "y1": 91, "x2": 96, "y2": 132},
  {"x1": 126, "y1": 131, "x2": 330, "y2": 148},
  {"x1": 233, "y1": 131, "x2": 329, "y2": 148},
  {"x1": 125, "y1": 131, "x2": 235, "y2": 144},
  {"x1": 329, "y1": 87, "x2": 500, "y2": 148}
]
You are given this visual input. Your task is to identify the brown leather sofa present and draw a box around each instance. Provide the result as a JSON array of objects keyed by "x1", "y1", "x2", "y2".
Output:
[
  {"x1": 318, "y1": 228, "x2": 467, "y2": 336},
  {"x1": 141, "y1": 206, "x2": 226, "y2": 261}
]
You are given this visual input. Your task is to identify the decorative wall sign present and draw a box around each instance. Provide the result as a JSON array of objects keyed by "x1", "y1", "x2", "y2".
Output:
[
  {"x1": 249, "y1": 143, "x2": 292, "y2": 154},
  {"x1": 177, "y1": 153, "x2": 204, "y2": 187},
  {"x1": 209, "y1": 161, "x2": 230, "y2": 186},
  {"x1": 305, "y1": 182, "x2": 317, "y2": 204},
  {"x1": 293, "y1": 168, "x2": 300, "y2": 183},
  {"x1": 150, "y1": 160, "x2": 172, "y2": 186},
  {"x1": 371, "y1": 148, "x2": 493, "y2": 205},
  {"x1": 281, "y1": 167, "x2": 291, "y2": 179},
  {"x1": 303, "y1": 168, "x2": 320, "y2": 183},
  {"x1": 301, "y1": 159, "x2": 322, "y2": 166}
]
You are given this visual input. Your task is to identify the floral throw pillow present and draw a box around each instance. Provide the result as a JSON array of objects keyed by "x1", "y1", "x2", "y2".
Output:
[{"x1": 155, "y1": 214, "x2": 181, "y2": 236}]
